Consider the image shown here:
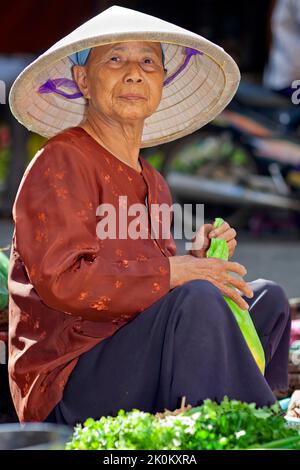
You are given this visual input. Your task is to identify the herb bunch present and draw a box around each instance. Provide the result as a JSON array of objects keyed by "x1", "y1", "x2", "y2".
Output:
[{"x1": 66, "y1": 397, "x2": 300, "y2": 450}]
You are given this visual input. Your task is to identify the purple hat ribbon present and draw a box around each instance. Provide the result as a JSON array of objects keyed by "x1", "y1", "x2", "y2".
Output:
[
  {"x1": 163, "y1": 47, "x2": 203, "y2": 87},
  {"x1": 38, "y1": 78, "x2": 83, "y2": 99},
  {"x1": 37, "y1": 47, "x2": 203, "y2": 99}
]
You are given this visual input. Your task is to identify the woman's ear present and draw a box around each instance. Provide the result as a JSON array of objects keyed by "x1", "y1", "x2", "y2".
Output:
[{"x1": 72, "y1": 65, "x2": 91, "y2": 99}]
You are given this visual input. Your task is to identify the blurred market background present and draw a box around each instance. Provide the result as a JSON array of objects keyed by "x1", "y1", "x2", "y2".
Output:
[{"x1": 0, "y1": 0, "x2": 300, "y2": 298}]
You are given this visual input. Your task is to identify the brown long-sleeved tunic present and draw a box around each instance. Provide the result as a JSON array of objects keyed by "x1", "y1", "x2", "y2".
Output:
[{"x1": 8, "y1": 126, "x2": 176, "y2": 422}]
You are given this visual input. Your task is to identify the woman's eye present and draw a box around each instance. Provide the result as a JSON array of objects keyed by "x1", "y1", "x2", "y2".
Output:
[{"x1": 108, "y1": 56, "x2": 158, "y2": 69}]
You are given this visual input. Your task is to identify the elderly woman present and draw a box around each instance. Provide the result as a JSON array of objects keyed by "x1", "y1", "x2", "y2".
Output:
[{"x1": 8, "y1": 6, "x2": 291, "y2": 425}]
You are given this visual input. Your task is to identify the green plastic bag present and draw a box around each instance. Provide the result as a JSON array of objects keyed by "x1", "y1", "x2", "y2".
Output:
[
  {"x1": 0, "y1": 250, "x2": 9, "y2": 310},
  {"x1": 206, "y1": 217, "x2": 265, "y2": 375}
]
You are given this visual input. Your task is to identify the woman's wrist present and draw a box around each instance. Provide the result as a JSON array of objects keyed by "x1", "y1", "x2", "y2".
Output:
[{"x1": 169, "y1": 255, "x2": 191, "y2": 290}]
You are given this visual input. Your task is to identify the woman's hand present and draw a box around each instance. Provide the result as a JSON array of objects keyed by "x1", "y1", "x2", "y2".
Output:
[
  {"x1": 188, "y1": 221, "x2": 237, "y2": 259},
  {"x1": 169, "y1": 255, "x2": 254, "y2": 310},
  {"x1": 188, "y1": 223, "x2": 214, "y2": 258}
]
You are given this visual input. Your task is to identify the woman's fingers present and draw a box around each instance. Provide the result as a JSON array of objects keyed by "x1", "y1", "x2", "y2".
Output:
[
  {"x1": 204, "y1": 223, "x2": 214, "y2": 235},
  {"x1": 208, "y1": 221, "x2": 230, "y2": 238},
  {"x1": 221, "y1": 283, "x2": 250, "y2": 310},
  {"x1": 209, "y1": 221, "x2": 237, "y2": 239},
  {"x1": 191, "y1": 222, "x2": 238, "y2": 258},
  {"x1": 208, "y1": 222, "x2": 237, "y2": 259},
  {"x1": 212, "y1": 227, "x2": 237, "y2": 242},
  {"x1": 222, "y1": 260, "x2": 253, "y2": 301},
  {"x1": 224, "y1": 273, "x2": 254, "y2": 298},
  {"x1": 208, "y1": 276, "x2": 249, "y2": 310},
  {"x1": 199, "y1": 224, "x2": 213, "y2": 251},
  {"x1": 187, "y1": 257, "x2": 251, "y2": 309},
  {"x1": 227, "y1": 239, "x2": 237, "y2": 257},
  {"x1": 222, "y1": 260, "x2": 247, "y2": 277},
  {"x1": 190, "y1": 223, "x2": 213, "y2": 255}
]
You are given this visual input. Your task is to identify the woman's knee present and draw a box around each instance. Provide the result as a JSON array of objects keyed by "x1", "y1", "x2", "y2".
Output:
[
  {"x1": 173, "y1": 279, "x2": 228, "y2": 324},
  {"x1": 178, "y1": 279, "x2": 223, "y2": 302},
  {"x1": 255, "y1": 278, "x2": 290, "y2": 318}
]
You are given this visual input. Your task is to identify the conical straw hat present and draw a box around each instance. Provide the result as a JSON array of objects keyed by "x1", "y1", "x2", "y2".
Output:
[{"x1": 9, "y1": 5, "x2": 240, "y2": 148}]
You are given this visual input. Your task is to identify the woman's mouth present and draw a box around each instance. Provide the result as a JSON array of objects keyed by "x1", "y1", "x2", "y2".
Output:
[{"x1": 119, "y1": 94, "x2": 146, "y2": 100}]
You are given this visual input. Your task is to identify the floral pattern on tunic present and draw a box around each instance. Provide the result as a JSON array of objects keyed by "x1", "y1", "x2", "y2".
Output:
[
  {"x1": 38, "y1": 212, "x2": 47, "y2": 223},
  {"x1": 90, "y1": 296, "x2": 111, "y2": 311},
  {"x1": 78, "y1": 292, "x2": 89, "y2": 301},
  {"x1": 35, "y1": 230, "x2": 48, "y2": 243}
]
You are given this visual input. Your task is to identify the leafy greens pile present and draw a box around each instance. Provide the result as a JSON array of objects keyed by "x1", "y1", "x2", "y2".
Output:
[{"x1": 65, "y1": 397, "x2": 300, "y2": 450}]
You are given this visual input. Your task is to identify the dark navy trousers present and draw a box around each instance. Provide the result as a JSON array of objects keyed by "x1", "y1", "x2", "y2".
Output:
[{"x1": 45, "y1": 278, "x2": 291, "y2": 426}]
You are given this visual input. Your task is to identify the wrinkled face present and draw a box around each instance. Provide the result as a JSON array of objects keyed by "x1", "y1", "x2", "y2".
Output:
[{"x1": 73, "y1": 41, "x2": 167, "y2": 124}]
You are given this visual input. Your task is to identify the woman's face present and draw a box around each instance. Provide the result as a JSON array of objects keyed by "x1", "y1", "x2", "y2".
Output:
[{"x1": 73, "y1": 41, "x2": 166, "y2": 124}]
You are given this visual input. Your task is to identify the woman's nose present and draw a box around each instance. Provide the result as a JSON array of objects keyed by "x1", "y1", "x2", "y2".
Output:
[
  {"x1": 124, "y1": 61, "x2": 143, "y2": 83},
  {"x1": 125, "y1": 76, "x2": 143, "y2": 83}
]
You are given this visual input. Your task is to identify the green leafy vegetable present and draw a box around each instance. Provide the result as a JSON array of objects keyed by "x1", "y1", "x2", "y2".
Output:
[
  {"x1": 65, "y1": 397, "x2": 300, "y2": 450},
  {"x1": 206, "y1": 217, "x2": 265, "y2": 374}
]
